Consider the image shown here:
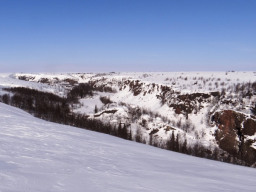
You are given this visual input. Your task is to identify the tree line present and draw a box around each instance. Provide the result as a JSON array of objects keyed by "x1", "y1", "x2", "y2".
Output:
[{"x1": 0, "y1": 86, "x2": 130, "y2": 141}]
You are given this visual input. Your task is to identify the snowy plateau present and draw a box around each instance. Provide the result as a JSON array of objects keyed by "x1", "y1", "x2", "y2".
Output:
[{"x1": 0, "y1": 71, "x2": 256, "y2": 191}]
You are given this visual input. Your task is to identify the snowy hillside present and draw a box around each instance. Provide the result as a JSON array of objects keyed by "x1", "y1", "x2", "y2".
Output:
[
  {"x1": 0, "y1": 102, "x2": 256, "y2": 192},
  {"x1": 0, "y1": 71, "x2": 256, "y2": 166}
]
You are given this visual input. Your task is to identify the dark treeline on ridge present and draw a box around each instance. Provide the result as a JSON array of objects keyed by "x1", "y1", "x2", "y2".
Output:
[{"x1": 1, "y1": 85, "x2": 129, "y2": 139}]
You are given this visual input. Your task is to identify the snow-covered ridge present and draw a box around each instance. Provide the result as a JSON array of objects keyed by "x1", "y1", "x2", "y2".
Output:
[
  {"x1": 0, "y1": 102, "x2": 256, "y2": 192},
  {"x1": 11, "y1": 71, "x2": 256, "y2": 93}
]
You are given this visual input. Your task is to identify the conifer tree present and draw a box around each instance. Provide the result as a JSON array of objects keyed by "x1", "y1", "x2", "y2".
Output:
[
  {"x1": 128, "y1": 125, "x2": 132, "y2": 140},
  {"x1": 251, "y1": 104, "x2": 256, "y2": 115},
  {"x1": 181, "y1": 139, "x2": 187, "y2": 154},
  {"x1": 149, "y1": 134, "x2": 153, "y2": 146},
  {"x1": 169, "y1": 131, "x2": 175, "y2": 151},
  {"x1": 94, "y1": 105, "x2": 98, "y2": 113},
  {"x1": 175, "y1": 133, "x2": 180, "y2": 152},
  {"x1": 117, "y1": 122, "x2": 122, "y2": 137}
]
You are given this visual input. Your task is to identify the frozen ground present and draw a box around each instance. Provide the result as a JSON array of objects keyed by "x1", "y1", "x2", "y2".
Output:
[{"x1": 0, "y1": 103, "x2": 256, "y2": 192}]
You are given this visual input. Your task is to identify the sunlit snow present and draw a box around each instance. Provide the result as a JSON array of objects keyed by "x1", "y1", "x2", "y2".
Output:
[{"x1": 0, "y1": 103, "x2": 256, "y2": 192}]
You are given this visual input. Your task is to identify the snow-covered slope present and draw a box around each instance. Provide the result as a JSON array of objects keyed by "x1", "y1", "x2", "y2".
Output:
[{"x1": 0, "y1": 102, "x2": 256, "y2": 192}]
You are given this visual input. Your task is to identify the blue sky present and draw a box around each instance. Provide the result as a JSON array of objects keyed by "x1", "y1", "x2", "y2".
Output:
[{"x1": 0, "y1": 0, "x2": 255, "y2": 72}]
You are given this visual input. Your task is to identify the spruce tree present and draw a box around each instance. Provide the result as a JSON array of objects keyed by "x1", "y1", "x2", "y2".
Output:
[
  {"x1": 117, "y1": 122, "x2": 122, "y2": 137},
  {"x1": 251, "y1": 104, "x2": 256, "y2": 115},
  {"x1": 94, "y1": 105, "x2": 98, "y2": 113},
  {"x1": 175, "y1": 133, "x2": 180, "y2": 152},
  {"x1": 149, "y1": 134, "x2": 153, "y2": 146},
  {"x1": 122, "y1": 124, "x2": 128, "y2": 139},
  {"x1": 169, "y1": 131, "x2": 175, "y2": 151},
  {"x1": 182, "y1": 139, "x2": 187, "y2": 154},
  {"x1": 128, "y1": 125, "x2": 132, "y2": 140}
]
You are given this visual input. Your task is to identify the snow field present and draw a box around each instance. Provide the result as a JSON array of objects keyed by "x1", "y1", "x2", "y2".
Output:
[{"x1": 0, "y1": 103, "x2": 256, "y2": 192}]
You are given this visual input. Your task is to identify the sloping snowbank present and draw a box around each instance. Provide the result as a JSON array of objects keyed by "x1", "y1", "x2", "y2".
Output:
[{"x1": 0, "y1": 103, "x2": 256, "y2": 192}]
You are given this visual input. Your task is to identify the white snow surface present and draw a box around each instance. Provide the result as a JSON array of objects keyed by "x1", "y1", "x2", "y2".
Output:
[
  {"x1": 0, "y1": 103, "x2": 256, "y2": 192},
  {"x1": 3, "y1": 71, "x2": 256, "y2": 94}
]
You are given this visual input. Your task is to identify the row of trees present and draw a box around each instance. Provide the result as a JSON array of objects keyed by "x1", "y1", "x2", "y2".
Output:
[
  {"x1": 67, "y1": 82, "x2": 116, "y2": 103},
  {"x1": 151, "y1": 130, "x2": 245, "y2": 165},
  {"x1": 2, "y1": 87, "x2": 70, "y2": 123},
  {"x1": 0, "y1": 87, "x2": 131, "y2": 141},
  {"x1": 67, "y1": 83, "x2": 93, "y2": 102}
]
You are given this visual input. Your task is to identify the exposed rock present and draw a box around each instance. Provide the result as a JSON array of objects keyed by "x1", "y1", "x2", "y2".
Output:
[
  {"x1": 243, "y1": 119, "x2": 256, "y2": 136},
  {"x1": 149, "y1": 128, "x2": 159, "y2": 135},
  {"x1": 64, "y1": 78, "x2": 78, "y2": 85},
  {"x1": 210, "y1": 92, "x2": 220, "y2": 97},
  {"x1": 178, "y1": 93, "x2": 211, "y2": 101},
  {"x1": 212, "y1": 110, "x2": 256, "y2": 165},
  {"x1": 18, "y1": 75, "x2": 35, "y2": 81},
  {"x1": 169, "y1": 103, "x2": 193, "y2": 115},
  {"x1": 38, "y1": 78, "x2": 50, "y2": 84}
]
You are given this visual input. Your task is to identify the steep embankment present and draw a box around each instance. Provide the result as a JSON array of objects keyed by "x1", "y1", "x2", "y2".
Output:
[{"x1": 212, "y1": 110, "x2": 256, "y2": 165}]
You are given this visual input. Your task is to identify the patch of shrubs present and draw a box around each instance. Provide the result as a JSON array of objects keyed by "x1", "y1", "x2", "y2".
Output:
[{"x1": 100, "y1": 96, "x2": 113, "y2": 105}]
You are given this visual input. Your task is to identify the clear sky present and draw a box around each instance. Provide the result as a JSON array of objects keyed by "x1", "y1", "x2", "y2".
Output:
[{"x1": 0, "y1": 0, "x2": 255, "y2": 72}]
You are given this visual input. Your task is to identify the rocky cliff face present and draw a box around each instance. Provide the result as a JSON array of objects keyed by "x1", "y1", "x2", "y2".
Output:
[{"x1": 212, "y1": 110, "x2": 256, "y2": 165}]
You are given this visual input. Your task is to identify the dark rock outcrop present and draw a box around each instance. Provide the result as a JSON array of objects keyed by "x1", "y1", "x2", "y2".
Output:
[{"x1": 212, "y1": 110, "x2": 256, "y2": 165}]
